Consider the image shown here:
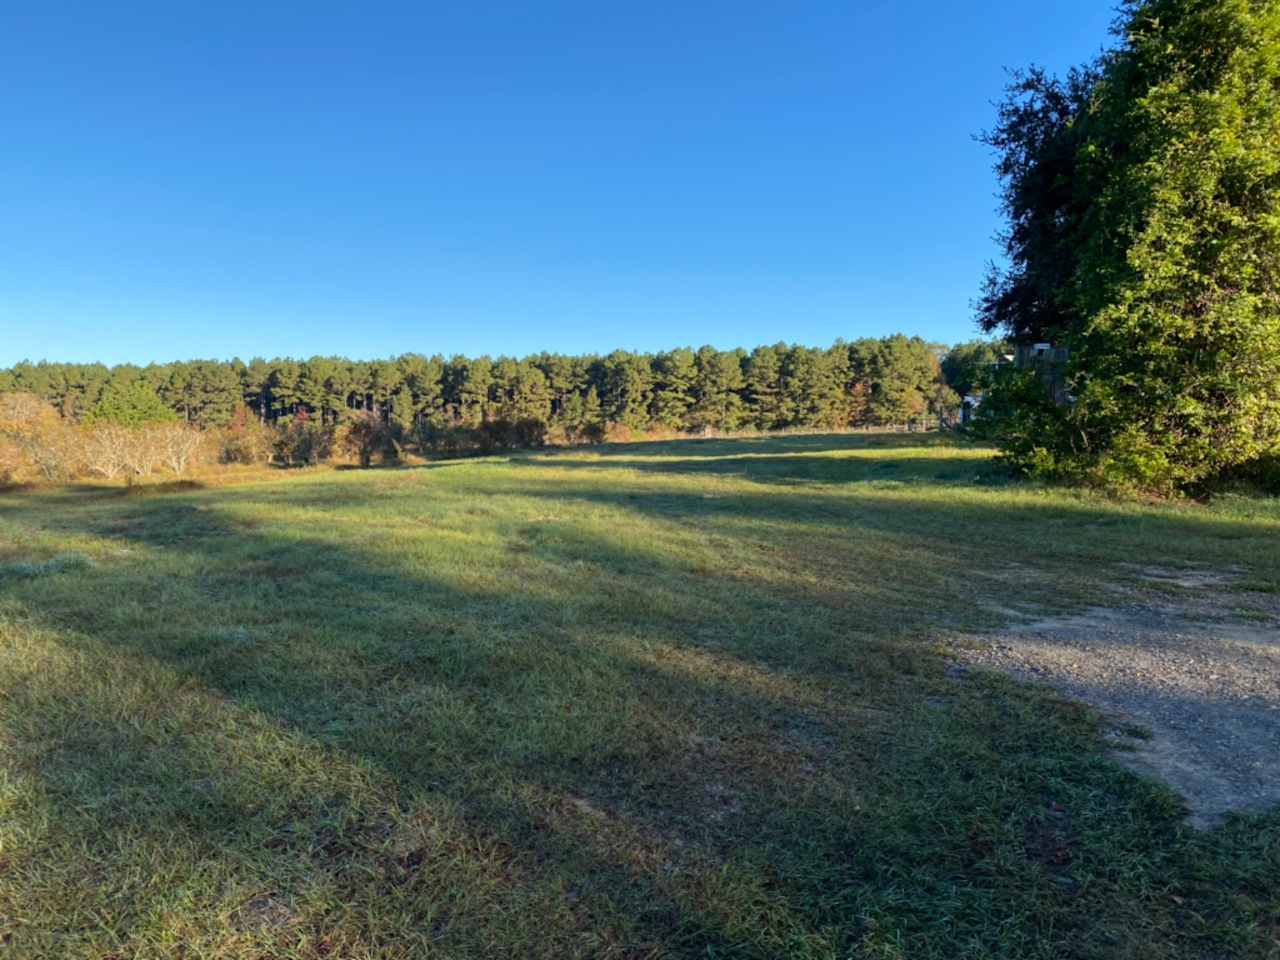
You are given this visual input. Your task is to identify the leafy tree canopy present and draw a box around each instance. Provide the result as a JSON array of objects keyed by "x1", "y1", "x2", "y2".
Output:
[
  {"x1": 979, "y1": 0, "x2": 1280, "y2": 494},
  {"x1": 86, "y1": 379, "x2": 179, "y2": 426}
]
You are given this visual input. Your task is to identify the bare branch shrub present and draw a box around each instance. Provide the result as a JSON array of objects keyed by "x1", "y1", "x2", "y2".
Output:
[
  {"x1": 83, "y1": 423, "x2": 131, "y2": 480},
  {"x1": 156, "y1": 422, "x2": 206, "y2": 475},
  {"x1": 0, "y1": 392, "x2": 82, "y2": 482},
  {"x1": 122, "y1": 425, "x2": 165, "y2": 479}
]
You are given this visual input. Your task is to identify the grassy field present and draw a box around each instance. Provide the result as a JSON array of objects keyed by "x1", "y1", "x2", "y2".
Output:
[{"x1": 1, "y1": 433, "x2": 1277, "y2": 959}]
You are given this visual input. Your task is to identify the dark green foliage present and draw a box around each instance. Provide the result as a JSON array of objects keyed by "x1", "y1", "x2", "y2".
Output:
[
  {"x1": 978, "y1": 67, "x2": 1100, "y2": 346},
  {"x1": 86, "y1": 377, "x2": 178, "y2": 426},
  {"x1": 387, "y1": 386, "x2": 414, "y2": 437},
  {"x1": 454, "y1": 355, "x2": 493, "y2": 426},
  {"x1": 494, "y1": 359, "x2": 552, "y2": 425},
  {"x1": 600, "y1": 351, "x2": 654, "y2": 430},
  {"x1": 553, "y1": 386, "x2": 605, "y2": 444},
  {"x1": 691, "y1": 346, "x2": 747, "y2": 431},
  {"x1": 651, "y1": 348, "x2": 698, "y2": 428},
  {"x1": 2, "y1": 334, "x2": 963, "y2": 458},
  {"x1": 160, "y1": 360, "x2": 240, "y2": 425},
  {"x1": 860, "y1": 335, "x2": 945, "y2": 426},
  {"x1": 980, "y1": 0, "x2": 1280, "y2": 494},
  {"x1": 745, "y1": 344, "x2": 786, "y2": 429},
  {"x1": 941, "y1": 339, "x2": 1010, "y2": 397}
]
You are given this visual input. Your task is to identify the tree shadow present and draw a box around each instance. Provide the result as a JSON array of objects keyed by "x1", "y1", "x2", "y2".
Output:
[
  {"x1": 514, "y1": 432, "x2": 993, "y2": 488},
  {"x1": 0, "y1": 469, "x2": 1277, "y2": 957},
  {"x1": 0, "y1": 494, "x2": 911, "y2": 956},
  {"x1": 546, "y1": 432, "x2": 961, "y2": 459}
]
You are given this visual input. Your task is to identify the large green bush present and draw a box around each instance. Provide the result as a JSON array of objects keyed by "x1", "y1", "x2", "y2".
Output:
[{"x1": 981, "y1": 0, "x2": 1280, "y2": 495}]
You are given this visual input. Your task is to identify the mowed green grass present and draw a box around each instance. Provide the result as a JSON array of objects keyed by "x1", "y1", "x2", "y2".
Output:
[{"x1": 1, "y1": 433, "x2": 1277, "y2": 959}]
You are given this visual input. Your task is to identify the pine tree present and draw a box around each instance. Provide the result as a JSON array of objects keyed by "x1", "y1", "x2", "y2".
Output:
[
  {"x1": 745, "y1": 345, "x2": 786, "y2": 429},
  {"x1": 691, "y1": 347, "x2": 746, "y2": 431},
  {"x1": 456, "y1": 356, "x2": 493, "y2": 425},
  {"x1": 651, "y1": 348, "x2": 698, "y2": 429},
  {"x1": 192, "y1": 361, "x2": 241, "y2": 426},
  {"x1": 401, "y1": 354, "x2": 445, "y2": 425},
  {"x1": 496, "y1": 360, "x2": 551, "y2": 424},
  {"x1": 601, "y1": 351, "x2": 654, "y2": 429},
  {"x1": 2, "y1": 335, "x2": 965, "y2": 448},
  {"x1": 940, "y1": 339, "x2": 1008, "y2": 397},
  {"x1": 811, "y1": 346, "x2": 852, "y2": 428},
  {"x1": 866, "y1": 335, "x2": 938, "y2": 427},
  {"x1": 779, "y1": 347, "x2": 818, "y2": 427},
  {"x1": 240, "y1": 358, "x2": 273, "y2": 422},
  {"x1": 269, "y1": 361, "x2": 303, "y2": 420},
  {"x1": 161, "y1": 365, "x2": 195, "y2": 422},
  {"x1": 86, "y1": 377, "x2": 177, "y2": 426},
  {"x1": 388, "y1": 386, "x2": 415, "y2": 435}
]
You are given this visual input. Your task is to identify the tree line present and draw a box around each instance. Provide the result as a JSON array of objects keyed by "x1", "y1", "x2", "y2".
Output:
[{"x1": 1, "y1": 335, "x2": 973, "y2": 445}]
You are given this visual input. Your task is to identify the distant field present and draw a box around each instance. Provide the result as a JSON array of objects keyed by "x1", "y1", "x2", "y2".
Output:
[{"x1": 1, "y1": 434, "x2": 1277, "y2": 959}]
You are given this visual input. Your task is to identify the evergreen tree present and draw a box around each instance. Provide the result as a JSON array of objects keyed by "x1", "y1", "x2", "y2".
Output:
[
  {"x1": 601, "y1": 351, "x2": 654, "y2": 429},
  {"x1": 536, "y1": 353, "x2": 586, "y2": 423},
  {"x1": 456, "y1": 356, "x2": 493, "y2": 425},
  {"x1": 845, "y1": 339, "x2": 880, "y2": 426},
  {"x1": 241, "y1": 358, "x2": 274, "y2": 422},
  {"x1": 2, "y1": 335, "x2": 967, "y2": 446},
  {"x1": 779, "y1": 346, "x2": 817, "y2": 427},
  {"x1": 811, "y1": 346, "x2": 853, "y2": 428},
  {"x1": 160, "y1": 364, "x2": 195, "y2": 422},
  {"x1": 745, "y1": 345, "x2": 786, "y2": 429},
  {"x1": 191, "y1": 360, "x2": 241, "y2": 426},
  {"x1": 366, "y1": 360, "x2": 400, "y2": 416},
  {"x1": 388, "y1": 386, "x2": 415, "y2": 434},
  {"x1": 651, "y1": 348, "x2": 697, "y2": 429},
  {"x1": 298, "y1": 358, "x2": 333, "y2": 422},
  {"x1": 491, "y1": 358, "x2": 551, "y2": 424},
  {"x1": 269, "y1": 361, "x2": 303, "y2": 420},
  {"x1": 866, "y1": 335, "x2": 939, "y2": 427},
  {"x1": 322, "y1": 361, "x2": 356, "y2": 423},
  {"x1": 86, "y1": 378, "x2": 177, "y2": 426},
  {"x1": 559, "y1": 386, "x2": 605, "y2": 440},
  {"x1": 941, "y1": 339, "x2": 1009, "y2": 397},
  {"x1": 510, "y1": 361, "x2": 552, "y2": 424},
  {"x1": 67, "y1": 367, "x2": 95, "y2": 418},
  {"x1": 691, "y1": 347, "x2": 746, "y2": 430},
  {"x1": 401, "y1": 354, "x2": 446, "y2": 424},
  {"x1": 981, "y1": 0, "x2": 1280, "y2": 493}
]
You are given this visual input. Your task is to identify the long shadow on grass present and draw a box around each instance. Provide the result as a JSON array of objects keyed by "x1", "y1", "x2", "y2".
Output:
[
  {"x1": 544, "y1": 432, "x2": 958, "y2": 459},
  {"x1": 384, "y1": 431, "x2": 996, "y2": 488},
  {"x1": 521, "y1": 436, "x2": 994, "y2": 488},
  {"x1": 496, "y1": 465, "x2": 1280, "y2": 585},
  {"x1": 0, "y1": 479, "x2": 1277, "y2": 957},
  {"x1": 0, "y1": 492, "x2": 998, "y2": 957},
  {"x1": 226, "y1": 465, "x2": 1280, "y2": 601}
]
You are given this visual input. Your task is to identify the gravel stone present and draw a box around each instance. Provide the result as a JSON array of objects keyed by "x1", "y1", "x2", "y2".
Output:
[{"x1": 953, "y1": 567, "x2": 1279, "y2": 828}]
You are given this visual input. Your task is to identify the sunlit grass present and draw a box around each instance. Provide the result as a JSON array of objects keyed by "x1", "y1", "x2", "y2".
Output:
[{"x1": 0, "y1": 433, "x2": 1277, "y2": 958}]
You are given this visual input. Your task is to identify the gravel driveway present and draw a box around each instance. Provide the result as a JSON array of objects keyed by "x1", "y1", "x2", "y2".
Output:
[{"x1": 953, "y1": 567, "x2": 1280, "y2": 828}]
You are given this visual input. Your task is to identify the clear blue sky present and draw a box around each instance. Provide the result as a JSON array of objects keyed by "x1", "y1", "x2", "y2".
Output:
[{"x1": 0, "y1": 1, "x2": 1116, "y2": 366}]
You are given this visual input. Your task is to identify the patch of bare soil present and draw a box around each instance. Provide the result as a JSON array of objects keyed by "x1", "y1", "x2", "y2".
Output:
[
  {"x1": 953, "y1": 567, "x2": 1280, "y2": 829},
  {"x1": 232, "y1": 892, "x2": 297, "y2": 933}
]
